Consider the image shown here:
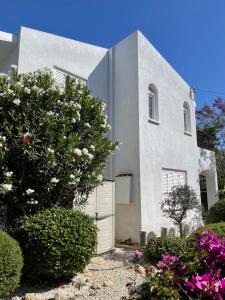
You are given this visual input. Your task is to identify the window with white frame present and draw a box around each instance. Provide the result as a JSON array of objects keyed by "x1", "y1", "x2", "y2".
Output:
[
  {"x1": 162, "y1": 169, "x2": 187, "y2": 200},
  {"x1": 183, "y1": 102, "x2": 191, "y2": 134},
  {"x1": 53, "y1": 67, "x2": 86, "y2": 89},
  {"x1": 148, "y1": 84, "x2": 159, "y2": 122}
]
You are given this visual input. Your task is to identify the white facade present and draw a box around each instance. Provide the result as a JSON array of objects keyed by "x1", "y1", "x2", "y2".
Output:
[{"x1": 0, "y1": 27, "x2": 219, "y2": 245}]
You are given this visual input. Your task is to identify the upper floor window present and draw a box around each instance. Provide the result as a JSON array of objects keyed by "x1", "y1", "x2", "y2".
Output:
[
  {"x1": 183, "y1": 102, "x2": 191, "y2": 134},
  {"x1": 148, "y1": 84, "x2": 159, "y2": 123},
  {"x1": 53, "y1": 67, "x2": 86, "y2": 89}
]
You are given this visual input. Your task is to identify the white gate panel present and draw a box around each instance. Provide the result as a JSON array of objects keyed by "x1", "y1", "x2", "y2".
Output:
[{"x1": 84, "y1": 181, "x2": 115, "y2": 254}]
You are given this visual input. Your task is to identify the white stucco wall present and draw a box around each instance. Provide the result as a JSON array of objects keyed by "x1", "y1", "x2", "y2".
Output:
[
  {"x1": 0, "y1": 31, "x2": 19, "y2": 73},
  {"x1": 112, "y1": 32, "x2": 142, "y2": 243},
  {"x1": 198, "y1": 147, "x2": 219, "y2": 208},
  {"x1": 137, "y1": 32, "x2": 202, "y2": 236},
  {"x1": 17, "y1": 27, "x2": 107, "y2": 79}
]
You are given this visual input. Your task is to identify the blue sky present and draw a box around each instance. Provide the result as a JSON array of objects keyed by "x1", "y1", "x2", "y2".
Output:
[{"x1": 1, "y1": 0, "x2": 225, "y2": 108}]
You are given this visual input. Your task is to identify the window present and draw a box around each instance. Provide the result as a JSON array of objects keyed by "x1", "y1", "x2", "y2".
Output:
[
  {"x1": 53, "y1": 67, "x2": 86, "y2": 89},
  {"x1": 162, "y1": 169, "x2": 186, "y2": 200},
  {"x1": 183, "y1": 102, "x2": 191, "y2": 134},
  {"x1": 148, "y1": 84, "x2": 159, "y2": 122}
]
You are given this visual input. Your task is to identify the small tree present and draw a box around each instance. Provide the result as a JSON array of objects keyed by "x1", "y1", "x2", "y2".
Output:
[
  {"x1": 196, "y1": 98, "x2": 225, "y2": 195},
  {"x1": 161, "y1": 185, "x2": 200, "y2": 238},
  {"x1": 0, "y1": 66, "x2": 117, "y2": 224}
]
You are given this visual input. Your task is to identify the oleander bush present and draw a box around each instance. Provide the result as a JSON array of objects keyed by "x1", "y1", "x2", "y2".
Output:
[
  {"x1": 143, "y1": 236, "x2": 187, "y2": 263},
  {"x1": 0, "y1": 66, "x2": 117, "y2": 225},
  {"x1": 0, "y1": 230, "x2": 23, "y2": 297},
  {"x1": 10, "y1": 206, "x2": 97, "y2": 281},
  {"x1": 206, "y1": 199, "x2": 225, "y2": 224}
]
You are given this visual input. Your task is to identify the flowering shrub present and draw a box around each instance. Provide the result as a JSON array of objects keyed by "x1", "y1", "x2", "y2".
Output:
[
  {"x1": 187, "y1": 222, "x2": 225, "y2": 250},
  {"x1": 135, "y1": 230, "x2": 225, "y2": 299},
  {"x1": 0, "y1": 66, "x2": 117, "y2": 224}
]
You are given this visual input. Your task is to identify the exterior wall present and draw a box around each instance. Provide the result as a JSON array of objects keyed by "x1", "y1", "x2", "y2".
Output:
[
  {"x1": 0, "y1": 31, "x2": 19, "y2": 73},
  {"x1": 198, "y1": 147, "x2": 219, "y2": 208},
  {"x1": 0, "y1": 46, "x2": 19, "y2": 73},
  {"x1": 88, "y1": 53, "x2": 112, "y2": 180},
  {"x1": 112, "y1": 32, "x2": 141, "y2": 243},
  {"x1": 0, "y1": 26, "x2": 219, "y2": 243},
  {"x1": 17, "y1": 27, "x2": 107, "y2": 79},
  {"x1": 137, "y1": 32, "x2": 202, "y2": 236}
]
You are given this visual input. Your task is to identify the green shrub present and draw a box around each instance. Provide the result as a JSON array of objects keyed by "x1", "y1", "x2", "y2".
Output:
[
  {"x1": 187, "y1": 222, "x2": 225, "y2": 249},
  {"x1": 143, "y1": 237, "x2": 187, "y2": 263},
  {"x1": 10, "y1": 206, "x2": 97, "y2": 281},
  {"x1": 206, "y1": 199, "x2": 225, "y2": 224},
  {"x1": 0, "y1": 230, "x2": 23, "y2": 297}
]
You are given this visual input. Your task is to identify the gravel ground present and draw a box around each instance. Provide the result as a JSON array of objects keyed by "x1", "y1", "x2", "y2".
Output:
[{"x1": 11, "y1": 249, "x2": 144, "y2": 300}]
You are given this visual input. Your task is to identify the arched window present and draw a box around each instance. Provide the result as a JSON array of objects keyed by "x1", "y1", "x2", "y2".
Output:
[
  {"x1": 183, "y1": 102, "x2": 191, "y2": 133},
  {"x1": 148, "y1": 84, "x2": 159, "y2": 122}
]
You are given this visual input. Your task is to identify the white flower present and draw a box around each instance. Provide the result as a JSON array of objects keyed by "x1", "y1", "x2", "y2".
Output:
[
  {"x1": 97, "y1": 175, "x2": 103, "y2": 182},
  {"x1": 74, "y1": 148, "x2": 82, "y2": 156},
  {"x1": 70, "y1": 174, "x2": 76, "y2": 179},
  {"x1": 11, "y1": 64, "x2": 17, "y2": 69},
  {"x1": 0, "y1": 143, "x2": 2, "y2": 147},
  {"x1": 24, "y1": 87, "x2": 31, "y2": 94},
  {"x1": 0, "y1": 136, "x2": 6, "y2": 142},
  {"x1": 75, "y1": 103, "x2": 81, "y2": 110},
  {"x1": 2, "y1": 183, "x2": 12, "y2": 191},
  {"x1": 101, "y1": 102, "x2": 106, "y2": 111},
  {"x1": 85, "y1": 122, "x2": 91, "y2": 128},
  {"x1": 13, "y1": 98, "x2": 21, "y2": 105},
  {"x1": 87, "y1": 153, "x2": 94, "y2": 160},
  {"x1": 72, "y1": 118, "x2": 76, "y2": 124},
  {"x1": 27, "y1": 200, "x2": 38, "y2": 205},
  {"x1": 50, "y1": 177, "x2": 59, "y2": 184},
  {"x1": 76, "y1": 111, "x2": 81, "y2": 120},
  {"x1": 32, "y1": 85, "x2": 39, "y2": 91},
  {"x1": 47, "y1": 147, "x2": 54, "y2": 154},
  {"x1": 5, "y1": 171, "x2": 13, "y2": 177},
  {"x1": 47, "y1": 111, "x2": 54, "y2": 116},
  {"x1": 82, "y1": 148, "x2": 89, "y2": 155},
  {"x1": 26, "y1": 188, "x2": 35, "y2": 195},
  {"x1": 24, "y1": 132, "x2": 31, "y2": 137},
  {"x1": 90, "y1": 145, "x2": 95, "y2": 151},
  {"x1": 16, "y1": 82, "x2": 24, "y2": 88}
]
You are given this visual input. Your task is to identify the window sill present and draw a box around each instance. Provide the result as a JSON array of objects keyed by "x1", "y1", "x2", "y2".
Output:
[
  {"x1": 184, "y1": 131, "x2": 192, "y2": 136},
  {"x1": 148, "y1": 118, "x2": 160, "y2": 125}
]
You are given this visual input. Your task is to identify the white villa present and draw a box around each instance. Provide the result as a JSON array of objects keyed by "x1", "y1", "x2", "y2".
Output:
[{"x1": 0, "y1": 27, "x2": 219, "y2": 249}]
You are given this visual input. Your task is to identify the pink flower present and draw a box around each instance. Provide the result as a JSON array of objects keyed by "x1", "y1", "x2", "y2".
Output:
[{"x1": 134, "y1": 249, "x2": 142, "y2": 258}]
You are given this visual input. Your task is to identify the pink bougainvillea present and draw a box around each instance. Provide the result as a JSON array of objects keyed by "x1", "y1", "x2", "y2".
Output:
[{"x1": 143, "y1": 230, "x2": 225, "y2": 299}]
